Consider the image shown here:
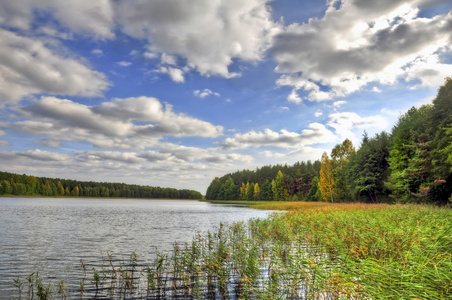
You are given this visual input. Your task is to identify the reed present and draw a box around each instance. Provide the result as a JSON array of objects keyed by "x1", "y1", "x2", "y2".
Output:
[{"x1": 14, "y1": 202, "x2": 451, "y2": 299}]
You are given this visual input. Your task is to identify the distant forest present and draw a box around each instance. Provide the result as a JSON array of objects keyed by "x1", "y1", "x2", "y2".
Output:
[
  {"x1": 0, "y1": 171, "x2": 202, "y2": 199},
  {"x1": 206, "y1": 78, "x2": 452, "y2": 204}
]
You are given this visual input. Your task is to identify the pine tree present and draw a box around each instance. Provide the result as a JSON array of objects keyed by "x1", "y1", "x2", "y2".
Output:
[
  {"x1": 331, "y1": 139, "x2": 355, "y2": 202},
  {"x1": 260, "y1": 179, "x2": 272, "y2": 200},
  {"x1": 306, "y1": 176, "x2": 322, "y2": 201},
  {"x1": 247, "y1": 182, "x2": 255, "y2": 200}
]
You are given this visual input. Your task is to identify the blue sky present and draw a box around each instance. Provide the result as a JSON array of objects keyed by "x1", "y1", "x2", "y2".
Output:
[{"x1": 0, "y1": 0, "x2": 451, "y2": 193}]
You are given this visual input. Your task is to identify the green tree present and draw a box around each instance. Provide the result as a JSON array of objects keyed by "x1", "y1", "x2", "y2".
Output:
[
  {"x1": 206, "y1": 177, "x2": 221, "y2": 200},
  {"x1": 430, "y1": 77, "x2": 452, "y2": 202},
  {"x1": 306, "y1": 176, "x2": 322, "y2": 201},
  {"x1": 272, "y1": 171, "x2": 288, "y2": 201},
  {"x1": 223, "y1": 177, "x2": 239, "y2": 200},
  {"x1": 386, "y1": 105, "x2": 434, "y2": 201},
  {"x1": 247, "y1": 182, "x2": 255, "y2": 200},
  {"x1": 331, "y1": 139, "x2": 355, "y2": 202},
  {"x1": 347, "y1": 132, "x2": 391, "y2": 203},
  {"x1": 2, "y1": 180, "x2": 11, "y2": 195},
  {"x1": 260, "y1": 179, "x2": 272, "y2": 200}
]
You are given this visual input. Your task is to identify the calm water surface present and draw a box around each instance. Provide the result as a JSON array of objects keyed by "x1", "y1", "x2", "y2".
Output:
[{"x1": 0, "y1": 197, "x2": 271, "y2": 298}]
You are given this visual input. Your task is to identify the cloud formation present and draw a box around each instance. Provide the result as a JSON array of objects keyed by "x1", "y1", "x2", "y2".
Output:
[
  {"x1": 327, "y1": 111, "x2": 389, "y2": 142},
  {"x1": 0, "y1": 29, "x2": 109, "y2": 104},
  {"x1": 5, "y1": 96, "x2": 223, "y2": 149},
  {"x1": 116, "y1": 0, "x2": 279, "y2": 78},
  {"x1": 272, "y1": 0, "x2": 452, "y2": 102},
  {"x1": 0, "y1": 0, "x2": 114, "y2": 38},
  {"x1": 219, "y1": 123, "x2": 336, "y2": 150},
  {"x1": 0, "y1": 147, "x2": 253, "y2": 192},
  {"x1": 193, "y1": 89, "x2": 221, "y2": 98}
]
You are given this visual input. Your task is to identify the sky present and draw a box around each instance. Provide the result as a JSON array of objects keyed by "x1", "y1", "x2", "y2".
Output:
[{"x1": 0, "y1": 0, "x2": 452, "y2": 194}]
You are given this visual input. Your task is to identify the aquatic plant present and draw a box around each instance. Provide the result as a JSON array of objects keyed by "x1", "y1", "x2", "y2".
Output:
[{"x1": 14, "y1": 202, "x2": 452, "y2": 299}]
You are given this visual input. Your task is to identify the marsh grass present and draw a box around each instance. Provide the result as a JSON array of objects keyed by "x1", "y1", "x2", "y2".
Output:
[{"x1": 15, "y1": 202, "x2": 451, "y2": 299}]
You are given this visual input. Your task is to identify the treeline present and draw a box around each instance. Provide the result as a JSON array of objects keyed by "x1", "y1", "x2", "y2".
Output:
[
  {"x1": 206, "y1": 78, "x2": 452, "y2": 204},
  {"x1": 206, "y1": 160, "x2": 321, "y2": 201},
  {"x1": 0, "y1": 171, "x2": 202, "y2": 199}
]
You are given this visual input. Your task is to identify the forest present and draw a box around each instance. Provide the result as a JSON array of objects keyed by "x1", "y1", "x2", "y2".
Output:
[
  {"x1": 206, "y1": 78, "x2": 452, "y2": 204},
  {"x1": 0, "y1": 171, "x2": 202, "y2": 199}
]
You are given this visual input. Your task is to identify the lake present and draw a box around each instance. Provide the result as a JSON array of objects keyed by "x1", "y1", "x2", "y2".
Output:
[{"x1": 0, "y1": 197, "x2": 271, "y2": 298}]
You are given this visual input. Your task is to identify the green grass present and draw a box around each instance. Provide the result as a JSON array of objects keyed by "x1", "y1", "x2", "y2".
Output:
[
  {"x1": 200, "y1": 200, "x2": 291, "y2": 206},
  {"x1": 15, "y1": 202, "x2": 452, "y2": 299}
]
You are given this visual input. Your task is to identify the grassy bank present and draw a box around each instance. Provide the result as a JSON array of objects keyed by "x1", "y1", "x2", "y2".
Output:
[
  {"x1": 201, "y1": 199, "x2": 291, "y2": 206},
  {"x1": 255, "y1": 202, "x2": 452, "y2": 298},
  {"x1": 15, "y1": 202, "x2": 452, "y2": 299}
]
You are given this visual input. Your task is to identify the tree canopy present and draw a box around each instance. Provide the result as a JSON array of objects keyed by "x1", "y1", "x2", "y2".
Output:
[
  {"x1": 0, "y1": 171, "x2": 202, "y2": 200},
  {"x1": 206, "y1": 78, "x2": 452, "y2": 204}
]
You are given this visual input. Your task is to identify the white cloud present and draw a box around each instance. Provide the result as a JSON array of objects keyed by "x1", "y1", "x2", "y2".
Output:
[
  {"x1": 327, "y1": 112, "x2": 389, "y2": 142},
  {"x1": 315, "y1": 110, "x2": 323, "y2": 117},
  {"x1": 116, "y1": 0, "x2": 280, "y2": 78},
  {"x1": 0, "y1": 130, "x2": 9, "y2": 146},
  {"x1": 117, "y1": 61, "x2": 132, "y2": 67},
  {"x1": 372, "y1": 87, "x2": 382, "y2": 93},
  {"x1": 261, "y1": 145, "x2": 326, "y2": 162},
  {"x1": 0, "y1": 0, "x2": 115, "y2": 39},
  {"x1": 167, "y1": 67, "x2": 185, "y2": 83},
  {"x1": 7, "y1": 96, "x2": 223, "y2": 149},
  {"x1": 36, "y1": 26, "x2": 72, "y2": 39},
  {"x1": 157, "y1": 143, "x2": 253, "y2": 164},
  {"x1": 1, "y1": 149, "x2": 72, "y2": 162},
  {"x1": 333, "y1": 100, "x2": 347, "y2": 107},
  {"x1": 91, "y1": 49, "x2": 104, "y2": 55},
  {"x1": 76, "y1": 151, "x2": 147, "y2": 164},
  {"x1": 144, "y1": 51, "x2": 159, "y2": 59},
  {"x1": 0, "y1": 29, "x2": 109, "y2": 104},
  {"x1": 193, "y1": 89, "x2": 221, "y2": 98},
  {"x1": 0, "y1": 148, "x2": 255, "y2": 192},
  {"x1": 156, "y1": 67, "x2": 185, "y2": 83},
  {"x1": 219, "y1": 123, "x2": 336, "y2": 150},
  {"x1": 287, "y1": 88, "x2": 302, "y2": 103},
  {"x1": 161, "y1": 53, "x2": 177, "y2": 65},
  {"x1": 272, "y1": 0, "x2": 452, "y2": 101}
]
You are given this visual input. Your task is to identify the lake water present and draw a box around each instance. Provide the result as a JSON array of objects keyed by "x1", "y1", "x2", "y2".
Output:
[{"x1": 0, "y1": 197, "x2": 271, "y2": 298}]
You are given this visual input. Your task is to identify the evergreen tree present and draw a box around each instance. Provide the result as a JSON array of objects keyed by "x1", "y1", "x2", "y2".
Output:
[
  {"x1": 206, "y1": 177, "x2": 221, "y2": 200},
  {"x1": 223, "y1": 177, "x2": 239, "y2": 200},
  {"x1": 247, "y1": 182, "x2": 255, "y2": 200},
  {"x1": 272, "y1": 171, "x2": 288, "y2": 201},
  {"x1": 331, "y1": 139, "x2": 355, "y2": 202},
  {"x1": 347, "y1": 132, "x2": 391, "y2": 202},
  {"x1": 386, "y1": 105, "x2": 434, "y2": 201},
  {"x1": 306, "y1": 176, "x2": 322, "y2": 201},
  {"x1": 260, "y1": 179, "x2": 272, "y2": 200}
]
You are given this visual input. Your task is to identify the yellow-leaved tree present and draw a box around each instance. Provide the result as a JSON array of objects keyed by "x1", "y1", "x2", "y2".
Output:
[
  {"x1": 319, "y1": 152, "x2": 335, "y2": 202},
  {"x1": 254, "y1": 183, "x2": 260, "y2": 200}
]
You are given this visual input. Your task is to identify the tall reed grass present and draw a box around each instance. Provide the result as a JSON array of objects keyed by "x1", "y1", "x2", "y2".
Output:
[{"x1": 15, "y1": 202, "x2": 452, "y2": 299}]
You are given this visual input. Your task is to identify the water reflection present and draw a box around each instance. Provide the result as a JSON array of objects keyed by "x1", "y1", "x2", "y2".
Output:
[{"x1": 0, "y1": 198, "x2": 271, "y2": 297}]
